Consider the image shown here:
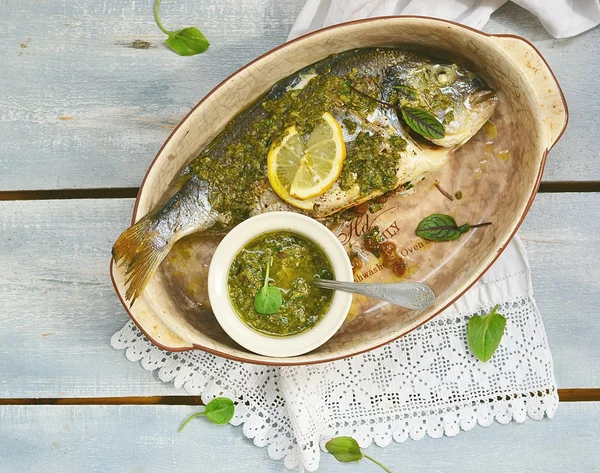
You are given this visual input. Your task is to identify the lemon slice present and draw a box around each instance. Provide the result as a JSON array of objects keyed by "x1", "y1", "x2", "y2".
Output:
[
  {"x1": 267, "y1": 127, "x2": 314, "y2": 211},
  {"x1": 267, "y1": 113, "x2": 346, "y2": 208}
]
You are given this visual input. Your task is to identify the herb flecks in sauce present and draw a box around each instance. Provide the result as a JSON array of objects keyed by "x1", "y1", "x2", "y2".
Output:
[
  {"x1": 343, "y1": 118, "x2": 358, "y2": 135},
  {"x1": 348, "y1": 250, "x2": 365, "y2": 272},
  {"x1": 263, "y1": 75, "x2": 377, "y2": 136},
  {"x1": 363, "y1": 226, "x2": 385, "y2": 258},
  {"x1": 228, "y1": 232, "x2": 333, "y2": 336}
]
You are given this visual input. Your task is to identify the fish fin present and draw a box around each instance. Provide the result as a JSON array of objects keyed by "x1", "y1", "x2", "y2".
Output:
[{"x1": 112, "y1": 215, "x2": 172, "y2": 306}]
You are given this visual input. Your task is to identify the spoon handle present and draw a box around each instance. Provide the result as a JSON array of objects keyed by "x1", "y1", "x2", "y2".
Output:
[{"x1": 313, "y1": 279, "x2": 435, "y2": 310}]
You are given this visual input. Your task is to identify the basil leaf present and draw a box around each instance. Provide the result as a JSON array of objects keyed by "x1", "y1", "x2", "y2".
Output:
[
  {"x1": 165, "y1": 27, "x2": 210, "y2": 56},
  {"x1": 325, "y1": 437, "x2": 363, "y2": 462},
  {"x1": 254, "y1": 258, "x2": 282, "y2": 314},
  {"x1": 401, "y1": 106, "x2": 445, "y2": 140},
  {"x1": 154, "y1": 1, "x2": 209, "y2": 57},
  {"x1": 416, "y1": 214, "x2": 492, "y2": 242},
  {"x1": 467, "y1": 305, "x2": 507, "y2": 362},
  {"x1": 204, "y1": 397, "x2": 235, "y2": 424},
  {"x1": 326, "y1": 437, "x2": 395, "y2": 472},
  {"x1": 416, "y1": 214, "x2": 464, "y2": 241},
  {"x1": 254, "y1": 285, "x2": 282, "y2": 314},
  {"x1": 345, "y1": 83, "x2": 445, "y2": 141},
  {"x1": 178, "y1": 397, "x2": 235, "y2": 432},
  {"x1": 177, "y1": 411, "x2": 204, "y2": 432}
]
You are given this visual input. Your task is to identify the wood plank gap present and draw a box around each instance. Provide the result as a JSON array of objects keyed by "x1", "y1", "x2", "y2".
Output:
[
  {"x1": 538, "y1": 182, "x2": 600, "y2": 193},
  {"x1": 1, "y1": 389, "x2": 599, "y2": 405},
  {"x1": 0, "y1": 396, "x2": 204, "y2": 405},
  {"x1": 0, "y1": 188, "x2": 139, "y2": 201},
  {"x1": 557, "y1": 388, "x2": 600, "y2": 402},
  {"x1": 0, "y1": 181, "x2": 599, "y2": 202}
]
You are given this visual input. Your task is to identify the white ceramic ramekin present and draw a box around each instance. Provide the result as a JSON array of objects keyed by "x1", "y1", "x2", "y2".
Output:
[{"x1": 207, "y1": 212, "x2": 353, "y2": 357}]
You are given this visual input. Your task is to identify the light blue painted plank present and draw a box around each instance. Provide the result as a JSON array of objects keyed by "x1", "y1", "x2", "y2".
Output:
[
  {"x1": 0, "y1": 403, "x2": 598, "y2": 472},
  {"x1": 0, "y1": 1, "x2": 597, "y2": 190},
  {"x1": 519, "y1": 192, "x2": 600, "y2": 388},
  {"x1": 1, "y1": 192, "x2": 599, "y2": 397},
  {"x1": 0, "y1": 0, "x2": 304, "y2": 190},
  {"x1": 0, "y1": 198, "x2": 181, "y2": 397}
]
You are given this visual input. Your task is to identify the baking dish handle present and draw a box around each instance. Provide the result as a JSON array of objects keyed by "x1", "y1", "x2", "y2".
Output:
[{"x1": 490, "y1": 35, "x2": 568, "y2": 150}]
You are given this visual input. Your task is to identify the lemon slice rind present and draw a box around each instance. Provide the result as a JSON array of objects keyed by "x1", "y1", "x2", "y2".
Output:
[{"x1": 267, "y1": 127, "x2": 315, "y2": 211}]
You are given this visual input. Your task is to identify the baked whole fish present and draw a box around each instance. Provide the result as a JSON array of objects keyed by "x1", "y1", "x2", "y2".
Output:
[{"x1": 113, "y1": 47, "x2": 497, "y2": 304}]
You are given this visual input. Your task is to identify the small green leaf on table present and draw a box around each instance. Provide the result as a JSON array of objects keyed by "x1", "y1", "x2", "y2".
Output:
[
  {"x1": 326, "y1": 436, "x2": 394, "y2": 473},
  {"x1": 467, "y1": 304, "x2": 507, "y2": 362},
  {"x1": 166, "y1": 27, "x2": 209, "y2": 56},
  {"x1": 154, "y1": 0, "x2": 210, "y2": 56},
  {"x1": 326, "y1": 436, "x2": 363, "y2": 462},
  {"x1": 178, "y1": 397, "x2": 235, "y2": 432},
  {"x1": 204, "y1": 397, "x2": 236, "y2": 424}
]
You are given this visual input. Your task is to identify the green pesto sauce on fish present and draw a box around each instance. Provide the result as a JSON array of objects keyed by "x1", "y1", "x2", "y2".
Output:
[
  {"x1": 228, "y1": 231, "x2": 333, "y2": 336},
  {"x1": 339, "y1": 132, "x2": 406, "y2": 195},
  {"x1": 262, "y1": 74, "x2": 378, "y2": 136},
  {"x1": 388, "y1": 64, "x2": 457, "y2": 121},
  {"x1": 191, "y1": 73, "x2": 388, "y2": 223},
  {"x1": 183, "y1": 49, "x2": 497, "y2": 225}
]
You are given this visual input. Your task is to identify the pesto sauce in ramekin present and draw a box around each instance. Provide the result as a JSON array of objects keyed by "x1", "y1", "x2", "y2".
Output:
[{"x1": 228, "y1": 231, "x2": 334, "y2": 336}]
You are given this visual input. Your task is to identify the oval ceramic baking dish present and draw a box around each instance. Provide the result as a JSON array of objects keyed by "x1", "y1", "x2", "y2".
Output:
[{"x1": 111, "y1": 16, "x2": 567, "y2": 365}]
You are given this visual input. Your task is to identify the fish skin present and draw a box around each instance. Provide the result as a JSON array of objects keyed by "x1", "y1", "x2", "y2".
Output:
[{"x1": 113, "y1": 47, "x2": 497, "y2": 304}]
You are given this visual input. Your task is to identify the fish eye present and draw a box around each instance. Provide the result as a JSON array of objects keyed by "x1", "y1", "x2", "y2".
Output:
[{"x1": 429, "y1": 65, "x2": 456, "y2": 86}]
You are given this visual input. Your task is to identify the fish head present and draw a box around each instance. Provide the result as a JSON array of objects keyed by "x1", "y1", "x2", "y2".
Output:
[{"x1": 387, "y1": 59, "x2": 498, "y2": 148}]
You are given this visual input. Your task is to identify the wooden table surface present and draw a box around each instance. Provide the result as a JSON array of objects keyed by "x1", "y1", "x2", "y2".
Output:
[{"x1": 1, "y1": 1, "x2": 599, "y2": 472}]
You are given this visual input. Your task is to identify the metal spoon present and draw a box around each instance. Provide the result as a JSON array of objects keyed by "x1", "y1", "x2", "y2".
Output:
[{"x1": 312, "y1": 279, "x2": 435, "y2": 310}]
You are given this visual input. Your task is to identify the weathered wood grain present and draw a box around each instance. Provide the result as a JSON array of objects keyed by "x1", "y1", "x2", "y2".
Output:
[
  {"x1": 0, "y1": 198, "x2": 181, "y2": 397},
  {"x1": 0, "y1": 1, "x2": 597, "y2": 191},
  {"x1": 0, "y1": 403, "x2": 598, "y2": 472},
  {"x1": 518, "y1": 193, "x2": 600, "y2": 388},
  {"x1": 558, "y1": 389, "x2": 600, "y2": 402},
  {"x1": 0, "y1": 193, "x2": 599, "y2": 397},
  {"x1": 0, "y1": 0, "x2": 304, "y2": 191}
]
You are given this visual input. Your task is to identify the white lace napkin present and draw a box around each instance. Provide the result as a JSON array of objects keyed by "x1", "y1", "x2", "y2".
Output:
[
  {"x1": 111, "y1": 4, "x2": 567, "y2": 471},
  {"x1": 112, "y1": 235, "x2": 557, "y2": 471}
]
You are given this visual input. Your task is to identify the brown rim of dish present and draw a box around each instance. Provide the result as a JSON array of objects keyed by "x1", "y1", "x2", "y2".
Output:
[{"x1": 110, "y1": 15, "x2": 569, "y2": 365}]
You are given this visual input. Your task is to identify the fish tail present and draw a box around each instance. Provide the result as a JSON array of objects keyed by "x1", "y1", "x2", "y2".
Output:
[
  {"x1": 112, "y1": 214, "x2": 174, "y2": 306},
  {"x1": 113, "y1": 175, "x2": 218, "y2": 306}
]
